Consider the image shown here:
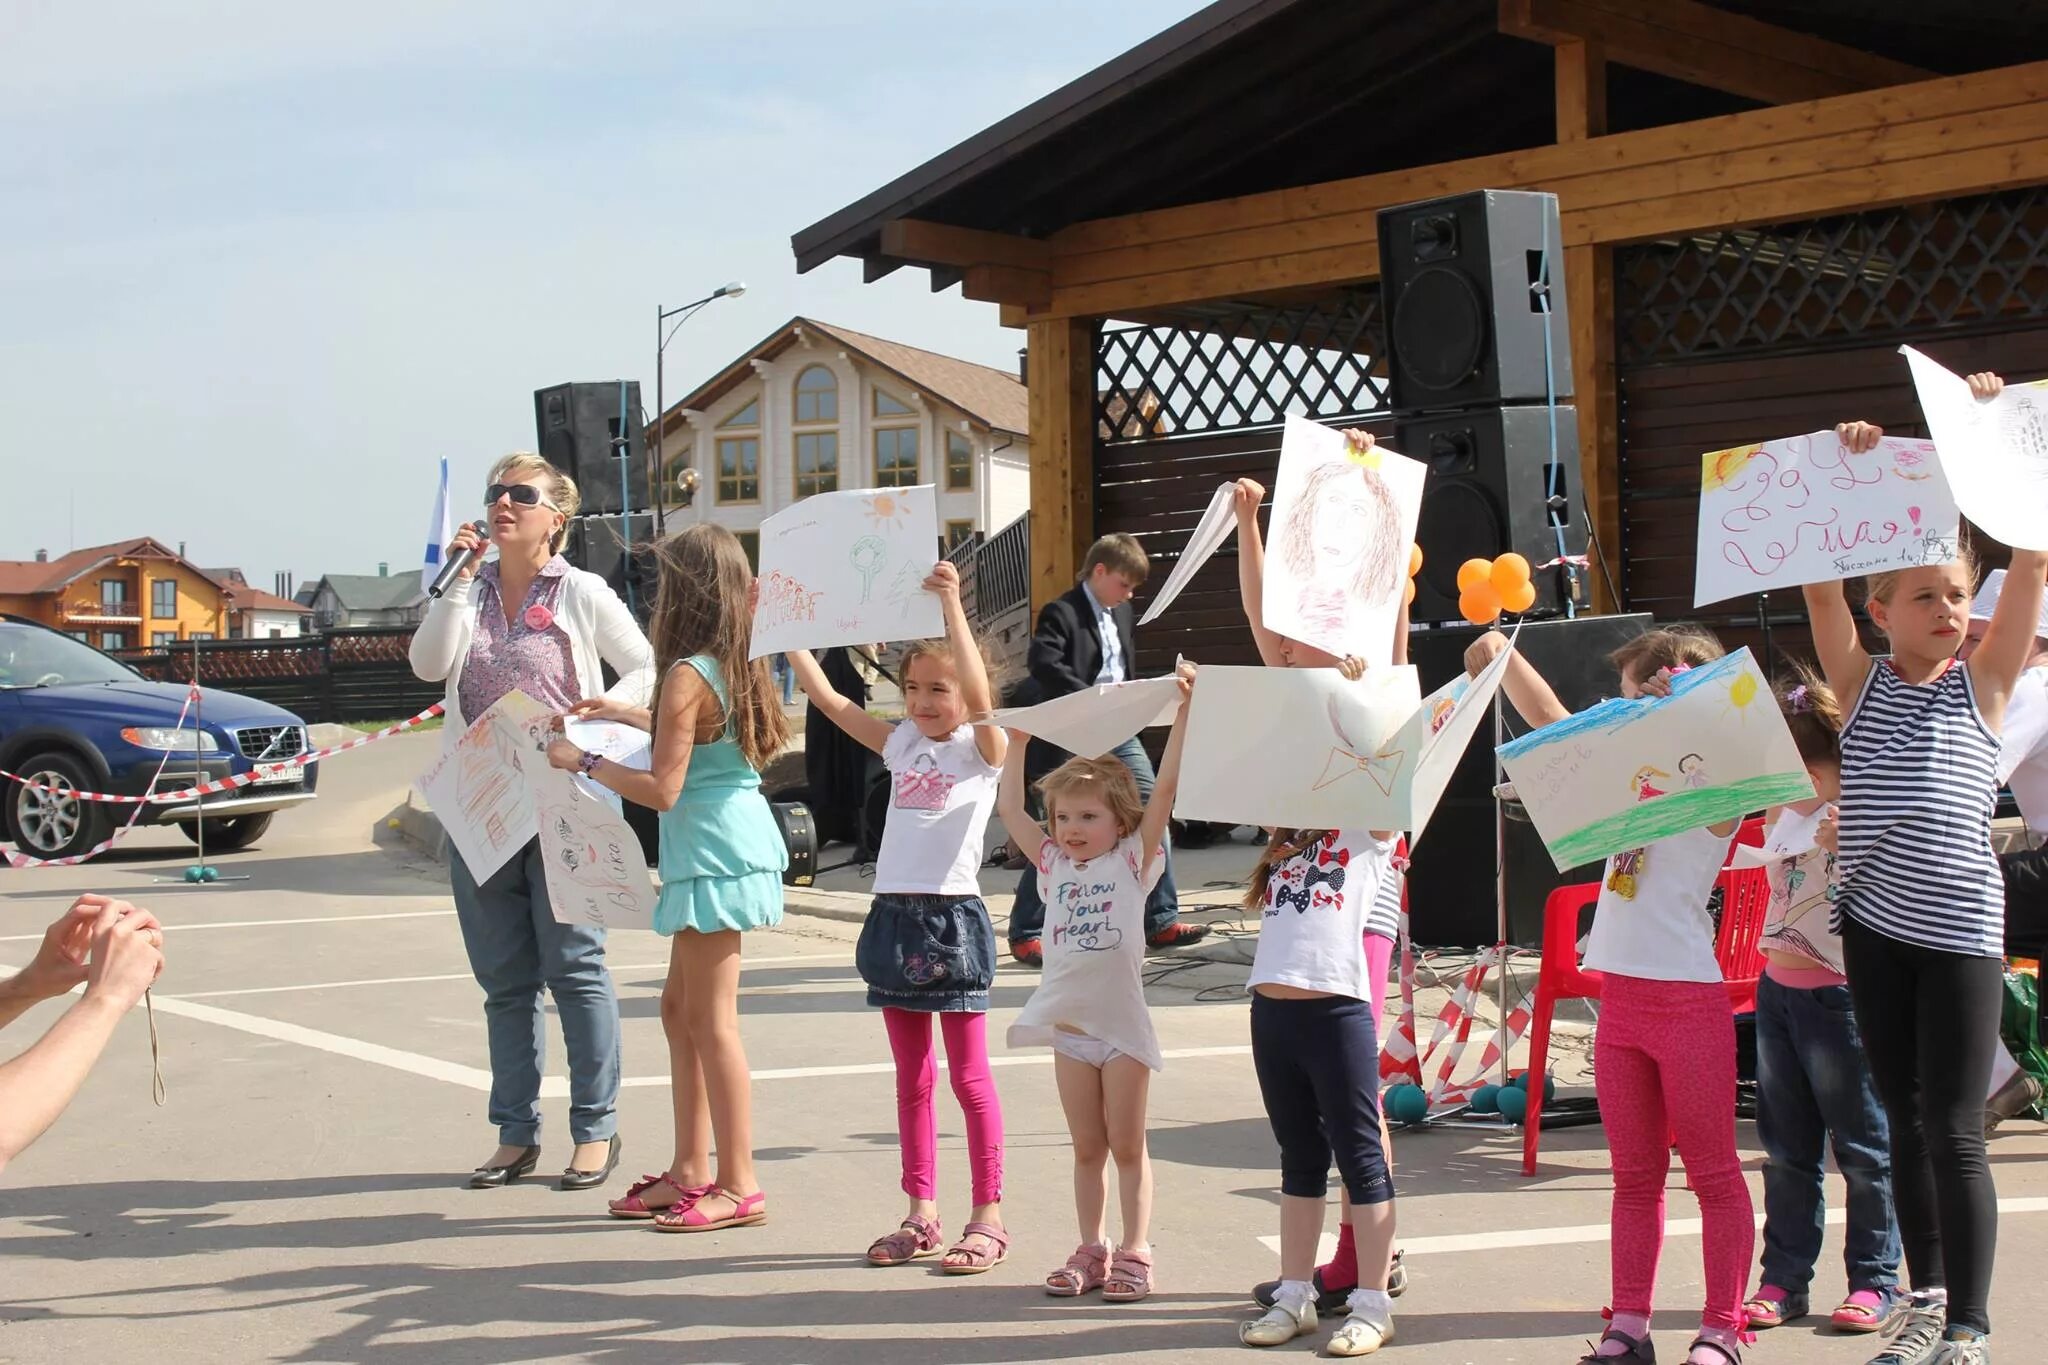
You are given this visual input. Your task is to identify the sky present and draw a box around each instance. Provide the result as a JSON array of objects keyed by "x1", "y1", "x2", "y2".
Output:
[{"x1": 0, "y1": 0, "x2": 1200, "y2": 591}]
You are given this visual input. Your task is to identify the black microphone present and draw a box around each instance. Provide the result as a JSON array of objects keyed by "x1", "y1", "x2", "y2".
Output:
[{"x1": 428, "y1": 521, "x2": 490, "y2": 599}]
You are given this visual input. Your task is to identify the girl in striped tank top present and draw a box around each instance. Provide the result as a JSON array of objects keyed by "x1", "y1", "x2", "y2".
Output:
[{"x1": 1802, "y1": 378, "x2": 2048, "y2": 1365}]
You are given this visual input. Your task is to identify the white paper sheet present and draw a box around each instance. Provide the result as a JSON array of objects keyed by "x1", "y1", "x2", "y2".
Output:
[
  {"x1": 415, "y1": 691, "x2": 553, "y2": 882},
  {"x1": 1139, "y1": 483, "x2": 1238, "y2": 626},
  {"x1": 527, "y1": 762, "x2": 657, "y2": 930},
  {"x1": 981, "y1": 676, "x2": 1183, "y2": 759},
  {"x1": 1693, "y1": 430, "x2": 1957, "y2": 605},
  {"x1": 1903, "y1": 345, "x2": 2048, "y2": 552},
  {"x1": 1732, "y1": 801, "x2": 1830, "y2": 867},
  {"x1": 1496, "y1": 648, "x2": 1815, "y2": 871},
  {"x1": 1404, "y1": 627, "x2": 1519, "y2": 846},
  {"x1": 749, "y1": 484, "x2": 946, "y2": 659},
  {"x1": 565, "y1": 718, "x2": 652, "y2": 772},
  {"x1": 1261, "y1": 416, "x2": 1426, "y2": 665}
]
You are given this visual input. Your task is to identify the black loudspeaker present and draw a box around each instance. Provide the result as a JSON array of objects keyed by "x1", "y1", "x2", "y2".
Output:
[
  {"x1": 565, "y1": 514, "x2": 656, "y2": 612},
  {"x1": 534, "y1": 382, "x2": 647, "y2": 515},
  {"x1": 771, "y1": 801, "x2": 820, "y2": 886},
  {"x1": 1400, "y1": 405, "x2": 1591, "y2": 622},
  {"x1": 1402, "y1": 614, "x2": 1652, "y2": 948},
  {"x1": 1377, "y1": 190, "x2": 1572, "y2": 412}
]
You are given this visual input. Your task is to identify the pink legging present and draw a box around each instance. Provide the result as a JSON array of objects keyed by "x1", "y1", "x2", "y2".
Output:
[
  {"x1": 882, "y1": 1007, "x2": 1004, "y2": 1205},
  {"x1": 1596, "y1": 974, "x2": 1753, "y2": 1333}
]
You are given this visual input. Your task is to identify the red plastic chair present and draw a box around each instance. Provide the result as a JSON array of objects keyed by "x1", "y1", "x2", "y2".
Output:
[{"x1": 1520, "y1": 821, "x2": 1771, "y2": 1176}]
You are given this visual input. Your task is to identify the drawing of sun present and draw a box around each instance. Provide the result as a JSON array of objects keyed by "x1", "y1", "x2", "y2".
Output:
[
  {"x1": 864, "y1": 492, "x2": 910, "y2": 530},
  {"x1": 1718, "y1": 669, "x2": 1761, "y2": 723},
  {"x1": 1701, "y1": 444, "x2": 1762, "y2": 493}
]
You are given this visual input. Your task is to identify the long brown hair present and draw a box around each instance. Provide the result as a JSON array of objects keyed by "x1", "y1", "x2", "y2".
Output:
[
  {"x1": 1777, "y1": 660, "x2": 1844, "y2": 766},
  {"x1": 645, "y1": 524, "x2": 787, "y2": 772},
  {"x1": 1245, "y1": 827, "x2": 1329, "y2": 909}
]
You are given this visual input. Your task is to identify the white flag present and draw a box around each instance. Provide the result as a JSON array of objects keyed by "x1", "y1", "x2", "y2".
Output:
[{"x1": 421, "y1": 457, "x2": 450, "y2": 593}]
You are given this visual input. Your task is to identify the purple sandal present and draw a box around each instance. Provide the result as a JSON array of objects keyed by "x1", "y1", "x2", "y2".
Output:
[{"x1": 866, "y1": 1213, "x2": 943, "y2": 1266}]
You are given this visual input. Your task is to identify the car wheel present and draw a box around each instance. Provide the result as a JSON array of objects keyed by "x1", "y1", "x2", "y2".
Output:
[
  {"x1": 6, "y1": 751, "x2": 113, "y2": 861},
  {"x1": 180, "y1": 812, "x2": 274, "y2": 851}
]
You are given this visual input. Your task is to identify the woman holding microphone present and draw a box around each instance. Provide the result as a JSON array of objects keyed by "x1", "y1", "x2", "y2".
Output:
[{"x1": 410, "y1": 453, "x2": 654, "y2": 1190}]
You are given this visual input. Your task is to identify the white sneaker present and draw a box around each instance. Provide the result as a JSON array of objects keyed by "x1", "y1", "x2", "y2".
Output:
[
  {"x1": 1240, "y1": 1297, "x2": 1317, "y2": 1347},
  {"x1": 1327, "y1": 1311, "x2": 1395, "y2": 1357}
]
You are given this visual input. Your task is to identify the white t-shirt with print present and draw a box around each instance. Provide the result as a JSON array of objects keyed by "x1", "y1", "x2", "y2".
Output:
[
  {"x1": 1007, "y1": 833, "x2": 1164, "y2": 1070},
  {"x1": 1585, "y1": 823, "x2": 1732, "y2": 983},
  {"x1": 1248, "y1": 828, "x2": 1398, "y2": 1001},
  {"x1": 873, "y1": 721, "x2": 1001, "y2": 897},
  {"x1": 1998, "y1": 665, "x2": 2048, "y2": 829}
]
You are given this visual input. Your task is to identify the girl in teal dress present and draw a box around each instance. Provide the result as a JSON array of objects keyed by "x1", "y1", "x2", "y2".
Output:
[{"x1": 546, "y1": 524, "x2": 789, "y2": 1233}]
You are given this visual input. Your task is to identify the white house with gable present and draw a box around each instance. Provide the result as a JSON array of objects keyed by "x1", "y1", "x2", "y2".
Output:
[{"x1": 649, "y1": 317, "x2": 1030, "y2": 564}]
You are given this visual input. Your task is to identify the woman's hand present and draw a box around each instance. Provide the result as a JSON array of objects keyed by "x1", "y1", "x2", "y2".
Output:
[
  {"x1": 566, "y1": 696, "x2": 635, "y2": 725},
  {"x1": 1232, "y1": 478, "x2": 1266, "y2": 521},
  {"x1": 1835, "y1": 420, "x2": 1884, "y2": 454},
  {"x1": 545, "y1": 739, "x2": 585, "y2": 772},
  {"x1": 82, "y1": 902, "x2": 164, "y2": 1008},
  {"x1": 1463, "y1": 629, "x2": 1510, "y2": 677},
  {"x1": 1337, "y1": 655, "x2": 1368, "y2": 681},
  {"x1": 445, "y1": 522, "x2": 488, "y2": 581},
  {"x1": 924, "y1": 559, "x2": 962, "y2": 603},
  {"x1": 1967, "y1": 371, "x2": 2006, "y2": 401}
]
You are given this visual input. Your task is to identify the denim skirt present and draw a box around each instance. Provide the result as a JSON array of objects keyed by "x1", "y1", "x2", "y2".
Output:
[{"x1": 856, "y1": 893, "x2": 996, "y2": 1012}]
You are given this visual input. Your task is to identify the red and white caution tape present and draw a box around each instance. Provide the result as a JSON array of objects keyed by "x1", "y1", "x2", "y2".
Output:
[
  {"x1": 0, "y1": 704, "x2": 444, "y2": 806},
  {"x1": 2, "y1": 688, "x2": 197, "y2": 869}
]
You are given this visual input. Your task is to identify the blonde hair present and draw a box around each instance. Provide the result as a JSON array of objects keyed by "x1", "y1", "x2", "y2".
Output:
[
  {"x1": 1278, "y1": 462, "x2": 1402, "y2": 604},
  {"x1": 487, "y1": 452, "x2": 582, "y2": 553},
  {"x1": 1082, "y1": 533, "x2": 1150, "y2": 586},
  {"x1": 1038, "y1": 755, "x2": 1144, "y2": 837},
  {"x1": 645, "y1": 524, "x2": 788, "y2": 772},
  {"x1": 1862, "y1": 542, "x2": 1981, "y2": 628}
]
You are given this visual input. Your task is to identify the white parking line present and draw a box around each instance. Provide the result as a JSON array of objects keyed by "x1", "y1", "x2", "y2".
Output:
[
  {"x1": 167, "y1": 953, "x2": 855, "y2": 999},
  {"x1": 600, "y1": 1045, "x2": 1253, "y2": 1094},
  {"x1": 144, "y1": 992, "x2": 498, "y2": 1091},
  {"x1": 1258, "y1": 1197, "x2": 2048, "y2": 1260},
  {"x1": 0, "y1": 908, "x2": 454, "y2": 942}
]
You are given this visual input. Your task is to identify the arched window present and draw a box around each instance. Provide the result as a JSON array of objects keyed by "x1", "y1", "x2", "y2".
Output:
[{"x1": 793, "y1": 366, "x2": 838, "y2": 424}]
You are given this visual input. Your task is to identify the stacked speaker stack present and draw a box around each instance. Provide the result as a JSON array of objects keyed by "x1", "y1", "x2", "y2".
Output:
[
  {"x1": 534, "y1": 381, "x2": 656, "y2": 614},
  {"x1": 1375, "y1": 190, "x2": 1590, "y2": 621},
  {"x1": 1374, "y1": 191, "x2": 1641, "y2": 947}
]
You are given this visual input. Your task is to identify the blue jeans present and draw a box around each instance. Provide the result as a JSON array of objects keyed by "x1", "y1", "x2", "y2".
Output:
[
  {"x1": 774, "y1": 654, "x2": 796, "y2": 706},
  {"x1": 1754, "y1": 973, "x2": 1901, "y2": 1295},
  {"x1": 1008, "y1": 736, "x2": 1178, "y2": 943},
  {"x1": 450, "y1": 839, "x2": 622, "y2": 1146}
]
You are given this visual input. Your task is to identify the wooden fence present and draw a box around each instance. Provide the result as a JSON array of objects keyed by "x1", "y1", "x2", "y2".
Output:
[{"x1": 115, "y1": 627, "x2": 443, "y2": 724}]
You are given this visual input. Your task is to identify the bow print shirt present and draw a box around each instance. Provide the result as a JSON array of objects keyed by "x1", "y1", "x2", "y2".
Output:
[{"x1": 1248, "y1": 828, "x2": 1397, "y2": 1001}]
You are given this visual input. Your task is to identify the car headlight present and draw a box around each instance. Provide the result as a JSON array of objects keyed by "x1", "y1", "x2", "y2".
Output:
[{"x1": 120, "y1": 727, "x2": 221, "y2": 753}]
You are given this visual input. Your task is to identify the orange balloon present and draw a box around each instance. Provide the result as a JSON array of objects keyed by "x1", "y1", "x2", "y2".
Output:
[
  {"x1": 1459, "y1": 582, "x2": 1502, "y2": 625},
  {"x1": 1409, "y1": 543, "x2": 1424, "y2": 577},
  {"x1": 1501, "y1": 579, "x2": 1538, "y2": 614},
  {"x1": 1456, "y1": 558, "x2": 1493, "y2": 593},
  {"x1": 1404, "y1": 577, "x2": 1417, "y2": 605},
  {"x1": 1489, "y1": 552, "x2": 1531, "y2": 594}
]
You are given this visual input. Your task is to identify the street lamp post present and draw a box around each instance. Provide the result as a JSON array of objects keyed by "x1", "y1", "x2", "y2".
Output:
[{"x1": 654, "y1": 282, "x2": 746, "y2": 533}]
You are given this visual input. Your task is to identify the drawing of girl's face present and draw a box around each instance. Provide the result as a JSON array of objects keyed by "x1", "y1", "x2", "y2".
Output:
[
  {"x1": 1311, "y1": 492, "x2": 1376, "y2": 567},
  {"x1": 1282, "y1": 461, "x2": 1404, "y2": 606}
]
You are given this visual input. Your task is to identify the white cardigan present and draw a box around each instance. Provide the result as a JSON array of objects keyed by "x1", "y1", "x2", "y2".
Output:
[{"x1": 408, "y1": 565, "x2": 655, "y2": 751}]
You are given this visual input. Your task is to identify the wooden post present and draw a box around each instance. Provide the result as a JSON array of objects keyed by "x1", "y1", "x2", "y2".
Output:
[
  {"x1": 1567, "y1": 243, "x2": 1621, "y2": 614},
  {"x1": 1027, "y1": 318, "x2": 1096, "y2": 614},
  {"x1": 1554, "y1": 40, "x2": 1607, "y2": 141}
]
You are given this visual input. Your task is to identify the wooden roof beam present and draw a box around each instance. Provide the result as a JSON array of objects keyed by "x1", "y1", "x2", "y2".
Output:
[
  {"x1": 1500, "y1": 0, "x2": 1933, "y2": 104},
  {"x1": 878, "y1": 219, "x2": 1053, "y2": 273}
]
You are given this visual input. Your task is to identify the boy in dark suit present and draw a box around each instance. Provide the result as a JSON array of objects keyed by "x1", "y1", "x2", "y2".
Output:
[{"x1": 1008, "y1": 534, "x2": 1208, "y2": 965}]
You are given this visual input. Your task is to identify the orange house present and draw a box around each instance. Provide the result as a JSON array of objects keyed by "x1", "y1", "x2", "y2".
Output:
[{"x1": 0, "y1": 538, "x2": 230, "y2": 651}]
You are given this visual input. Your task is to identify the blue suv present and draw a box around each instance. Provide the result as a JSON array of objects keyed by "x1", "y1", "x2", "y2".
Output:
[{"x1": 0, "y1": 615, "x2": 319, "y2": 860}]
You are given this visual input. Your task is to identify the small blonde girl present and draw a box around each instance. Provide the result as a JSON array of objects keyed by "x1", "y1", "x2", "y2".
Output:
[
  {"x1": 995, "y1": 663, "x2": 1195, "y2": 1304},
  {"x1": 790, "y1": 560, "x2": 1012, "y2": 1274}
]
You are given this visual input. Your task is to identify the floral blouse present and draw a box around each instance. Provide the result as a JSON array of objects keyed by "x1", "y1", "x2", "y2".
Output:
[{"x1": 457, "y1": 556, "x2": 581, "y2": 720}]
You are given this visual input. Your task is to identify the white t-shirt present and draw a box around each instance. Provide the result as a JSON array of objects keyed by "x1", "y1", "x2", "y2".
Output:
[
  {"x1": 1007, "y1": 834, "x2": 1164, "y2": 1070},
  {"x1": 1752, "y1": 805, "x2": 1845, "y2": 975},
  {"x1": 1584, "y1": 824, "x2": 1732, "y2": 983},
  {"x1": 1248, "y1": 828, "x2": 1398, "y2": 1000},
  {"x1": 873, "y1": 721, "x2": 1001, "y2": 896},
  {"x1": 1998, "y1": 665, "x2": 2048, "y2": 829}
]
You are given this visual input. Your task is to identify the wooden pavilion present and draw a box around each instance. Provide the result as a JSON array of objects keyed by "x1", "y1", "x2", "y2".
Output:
[{"x1": 794, "y1": 0, "x2": 2048, "y2": 675}]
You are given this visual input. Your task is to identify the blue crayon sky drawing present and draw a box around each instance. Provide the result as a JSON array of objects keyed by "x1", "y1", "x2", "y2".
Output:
[{"x1": 1496, "y1": 648, "x2": 1815, "y2": 871}]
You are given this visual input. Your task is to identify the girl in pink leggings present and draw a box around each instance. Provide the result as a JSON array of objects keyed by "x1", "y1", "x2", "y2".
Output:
[
  {"x1": 788, "y1": 562, "x2": 1010, "y2": 1275},
  {"x1": 1473, "y1": 624, "x2": 1752, "y2": 1365}
]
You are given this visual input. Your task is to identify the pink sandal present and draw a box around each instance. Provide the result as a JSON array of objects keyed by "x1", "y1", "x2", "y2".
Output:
[
  {"x1": 866, "y1": 1213, "x2": 944, "y2": 1266},
  {"x1": 651, "y1": 1186, "x2": 765, "y2": 1233},
  {"x1": 1102, "y1": 1247, "x2": 1153, "y2": 1302},
  {"x1": 608, "y1": 1173, "x2": 707, "y2": 1220},
  {"x1": 1044, "y1": 1243, "x2": 1109, "y2": 1296},
  {"x1": 942, "y1": 1220, "x2": 1010, "y2": 1276}
]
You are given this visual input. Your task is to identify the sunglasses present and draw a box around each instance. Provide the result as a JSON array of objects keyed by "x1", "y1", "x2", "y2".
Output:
[{"x1": 485, "y1": 483, "x2": 560, "y2": 510}]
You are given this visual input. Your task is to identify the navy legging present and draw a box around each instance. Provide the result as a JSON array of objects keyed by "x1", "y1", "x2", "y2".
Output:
[{"x1": 1250, "y1": 991, "x2": 1393, "y2": 1206}]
